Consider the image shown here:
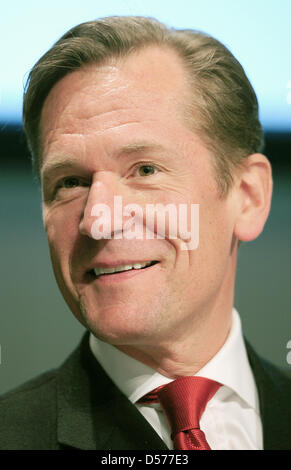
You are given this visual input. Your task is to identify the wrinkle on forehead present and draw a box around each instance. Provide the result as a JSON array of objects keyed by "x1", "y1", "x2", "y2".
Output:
[
  {"x1": 41, "y1": 45, "x2": 191, "y2": 125},
  {"x1": 40, "y1": 46, "x2": 196, "y2": 170}
]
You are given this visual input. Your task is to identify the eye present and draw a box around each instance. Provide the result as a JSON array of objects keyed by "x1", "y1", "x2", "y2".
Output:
[
  {"x1": 136, "y1": 165, "x2": 158, "y2": 177},
  {"x1": 53, "y1": 176, "x2": 89, "y2": 198},
  {"x1": 60, "y1": 176, "x2": 81, "y2": 189}
]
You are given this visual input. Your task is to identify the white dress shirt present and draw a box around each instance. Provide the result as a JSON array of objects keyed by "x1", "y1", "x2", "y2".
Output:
[{"x1": 89, "y1": 309, "x2": 263, "y2": 450}]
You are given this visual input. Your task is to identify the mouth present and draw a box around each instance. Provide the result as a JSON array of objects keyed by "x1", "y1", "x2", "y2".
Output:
[{"x1": 88, "y1": 260, "x2": 159, "y2": 282}]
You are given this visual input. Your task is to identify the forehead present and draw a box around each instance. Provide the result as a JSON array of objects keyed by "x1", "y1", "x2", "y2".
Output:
[{"x1": 40, "y1": 46, "x2": 191, "y2": 143}]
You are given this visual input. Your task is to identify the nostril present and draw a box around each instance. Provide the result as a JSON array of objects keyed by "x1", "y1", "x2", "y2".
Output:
[{"x1": 79, "y1": 215, "x2": 93, "y2": 237}]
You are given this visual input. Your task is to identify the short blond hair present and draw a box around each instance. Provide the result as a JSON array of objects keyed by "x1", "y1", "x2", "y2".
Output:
[{"x1": 23, "y1": 16, "x2": 264, "y2": 194}]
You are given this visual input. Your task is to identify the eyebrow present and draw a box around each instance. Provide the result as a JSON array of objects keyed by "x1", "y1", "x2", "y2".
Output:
[
  {"x1": 116, "y1": 142, "x2": 166, "y2": 157},
  {"x1": 41, "y1": 141, "x2": 169, "y2": 183}
]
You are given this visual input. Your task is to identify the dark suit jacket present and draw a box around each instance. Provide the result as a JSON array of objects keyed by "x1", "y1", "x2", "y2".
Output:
[{"x1": 0, "y1": 332, "x2": 290, "y2": 450}]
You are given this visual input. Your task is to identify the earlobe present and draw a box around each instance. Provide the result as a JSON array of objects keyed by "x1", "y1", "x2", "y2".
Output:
[{"x1": 234, "y1": 153, "x2": 273, "y2": 242}]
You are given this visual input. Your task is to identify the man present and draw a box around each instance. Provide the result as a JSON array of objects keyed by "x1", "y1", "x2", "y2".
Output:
[{"x1": 0, "y1": 16, "x2": 290, "y2": 450}]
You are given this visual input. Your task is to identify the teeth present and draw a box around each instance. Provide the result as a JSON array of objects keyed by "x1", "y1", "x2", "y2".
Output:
[
  {"x1": 133, "y1": 263, "x2": 143, "y2": 269},
  {"x1": 93, "y1": 261, "x2": 153, "y2": 277}
]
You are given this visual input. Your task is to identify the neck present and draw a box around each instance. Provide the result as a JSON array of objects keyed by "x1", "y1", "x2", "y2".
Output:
[{"x1": 117, "y1": 303, "x2": 233, "y2": 379}]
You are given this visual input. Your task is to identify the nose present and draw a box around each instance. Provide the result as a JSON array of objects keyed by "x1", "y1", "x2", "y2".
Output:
[{"x1": 79, "y1": 171, "x2": 126, "y2": 240}]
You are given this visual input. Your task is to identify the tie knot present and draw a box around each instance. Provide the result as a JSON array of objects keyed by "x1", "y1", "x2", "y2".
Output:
[{"x1": 139, "y1": 376, "x2": 221, "y2": 439}]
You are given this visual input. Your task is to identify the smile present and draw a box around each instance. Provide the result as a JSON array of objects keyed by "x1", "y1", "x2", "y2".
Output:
[{"x1": 91, "y1": 260, "x2": 159, "y2": 279}]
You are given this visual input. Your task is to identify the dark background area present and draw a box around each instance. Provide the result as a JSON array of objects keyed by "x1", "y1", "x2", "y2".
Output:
[{"x1": 1, "y1": 125, "x2": 291, "y2": 395}]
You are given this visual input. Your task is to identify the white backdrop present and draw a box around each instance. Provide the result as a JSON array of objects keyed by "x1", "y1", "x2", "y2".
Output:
[{"x1": 1, "y1": 0, "x2": 291, "y2": 130}]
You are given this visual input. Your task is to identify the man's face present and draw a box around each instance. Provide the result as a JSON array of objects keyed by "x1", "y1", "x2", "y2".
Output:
[{"x1": 41, "y1": 46, "x2": 238, "y2": 348}]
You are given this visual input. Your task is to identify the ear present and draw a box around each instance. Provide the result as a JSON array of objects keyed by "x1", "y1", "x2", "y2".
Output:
[{"x1": 234, "y1": 153, "x2": 273, "y2": 242}]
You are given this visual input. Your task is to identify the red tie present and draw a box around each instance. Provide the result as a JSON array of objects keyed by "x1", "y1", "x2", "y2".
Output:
[{"x1": 138, "y1": 376, "x2": 221, "y2": 450}]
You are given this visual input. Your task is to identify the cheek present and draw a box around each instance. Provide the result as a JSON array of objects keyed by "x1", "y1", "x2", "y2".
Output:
[
  {"x1": 44, "y1": 206, "x2": 81, "y2": 270},
  {"x1": 44, "y1": 210, "x2": 83, "y2": 314},
  {"x1": 183, "y1": 198, "x2": 235, "y2": 275}
]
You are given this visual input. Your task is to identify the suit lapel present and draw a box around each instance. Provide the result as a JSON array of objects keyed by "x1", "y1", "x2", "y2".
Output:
[
  {"x1": 56, "y1": 332, "x2": 167, "y2": 450},
  {"x1": 99, "y1": 391, "x2": 168, "y2": 450},
  {"x1": 246, "y1": 341, "x2": 291, "y2": 450}
]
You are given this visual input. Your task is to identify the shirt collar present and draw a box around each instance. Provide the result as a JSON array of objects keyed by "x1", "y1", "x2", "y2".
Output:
[
  {"x1": 195, "y1": 309, "x2": 259, "y2": 411},
  {"x1": 89, "y1": 308, "x2": 259, "y2": 412}
]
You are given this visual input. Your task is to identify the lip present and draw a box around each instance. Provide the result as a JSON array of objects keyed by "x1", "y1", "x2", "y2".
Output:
[
  {"x1": 88, "y1": 260, "x2": 160, "y2": 284},
  {"x1": 90, "y1": 259, "x2": 157, "y2": 270}
]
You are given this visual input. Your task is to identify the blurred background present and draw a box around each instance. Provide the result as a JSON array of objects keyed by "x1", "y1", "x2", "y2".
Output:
[{"x1": 1, "y1": 0, "x2": 290, "y2": 395}]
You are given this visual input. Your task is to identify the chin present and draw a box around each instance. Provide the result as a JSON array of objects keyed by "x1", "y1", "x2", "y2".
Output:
[
  {"x1": 78, "y1": 301, "x2": 155, "y2": 345},
  {"x1": 86, "y1": 323, "x2": 152, "y2": 347}
]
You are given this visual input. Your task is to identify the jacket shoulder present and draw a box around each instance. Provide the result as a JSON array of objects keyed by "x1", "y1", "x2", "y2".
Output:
[
  {"x1": 246, "y1": 341, "x2": 291, "y2": 450},
  {"x1": 0, "y1": 370, "x2": 58, "y2": 449}
]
